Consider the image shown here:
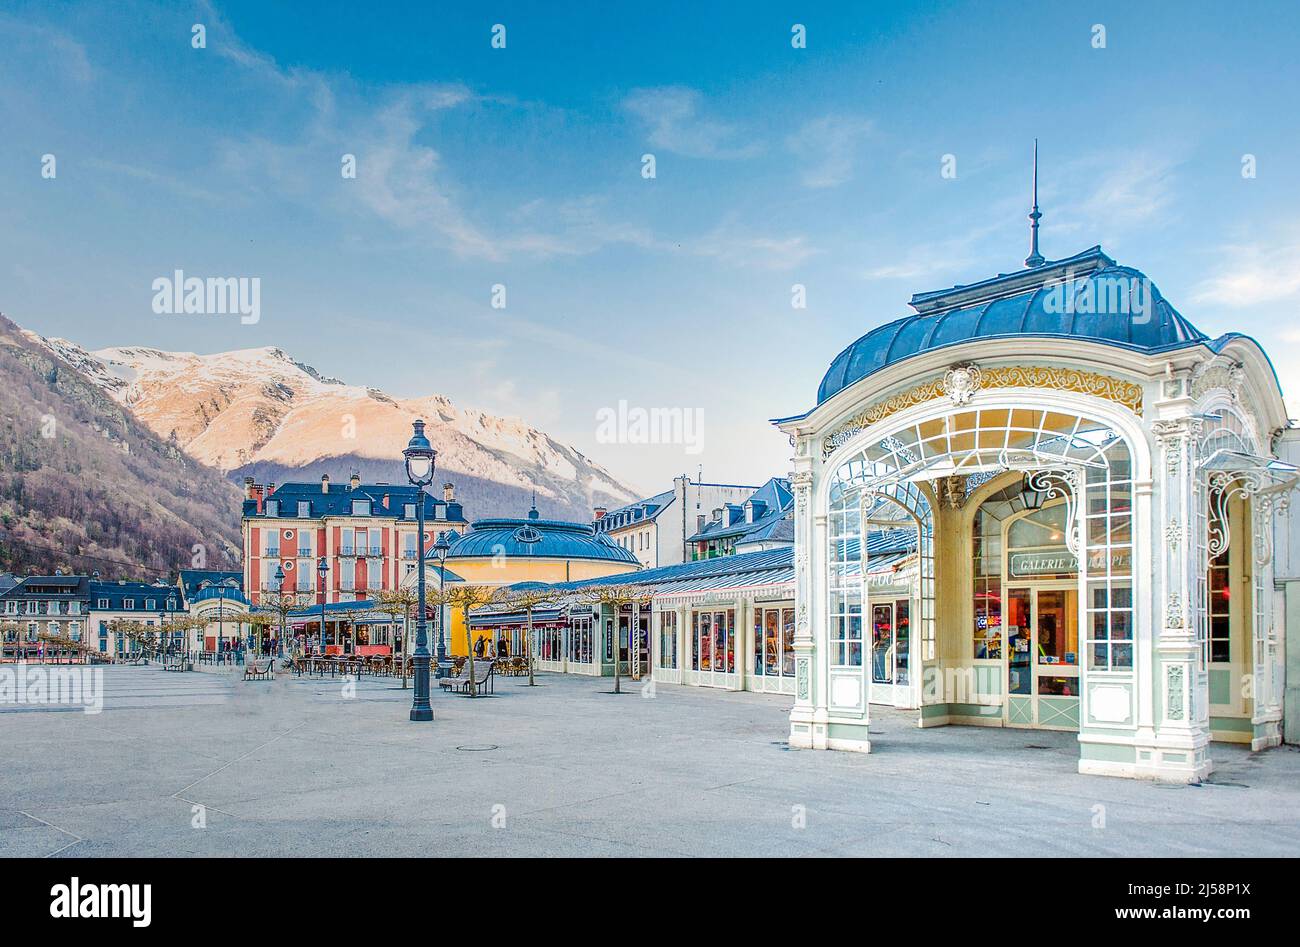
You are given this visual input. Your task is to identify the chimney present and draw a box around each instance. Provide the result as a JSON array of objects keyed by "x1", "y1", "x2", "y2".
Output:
[
  {"x1": 382, "y1": 493, "x2": 390, "y2": 509},
  {"x1": 244, "y1": 477, "x2": 255, "y2": 500},
  {"x1": 321, "y1": 474, "x2": 330, "y2": 494},
  {"x1": 443, "y1": 482, "x2": 455, "y2": 502},
  {"x1": 267, "y1": 482, "x2": 276, "y2": 495},
  {"x1": 350, "y1": 472, "x2": 361, "y2": 490},
  {"x1": 593, "y1": 506, "x2": 607, "y2": 520}
]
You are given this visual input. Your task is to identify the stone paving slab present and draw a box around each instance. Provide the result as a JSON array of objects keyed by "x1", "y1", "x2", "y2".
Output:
[{"x1": 2, "y1": 666, "x2": 1298, "y2": 857}]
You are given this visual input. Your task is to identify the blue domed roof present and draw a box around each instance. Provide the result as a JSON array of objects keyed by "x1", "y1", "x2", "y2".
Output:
[
  {"x1": 818, "y1": 247, "x2": 1212, "y2": 405},
  {"x1": 444, "y1": 515, "x2": 639, "y2": 564}
]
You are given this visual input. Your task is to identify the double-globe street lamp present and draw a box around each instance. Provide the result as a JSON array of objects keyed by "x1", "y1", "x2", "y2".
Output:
[{"x1": 404, "y1": 419, "x2": 437, "y2": 722}]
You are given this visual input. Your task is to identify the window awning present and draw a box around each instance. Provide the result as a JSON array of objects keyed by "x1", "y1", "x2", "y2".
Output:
[{"x1": 1199, "y1": 448, "x2": 1300, "y2": 493}]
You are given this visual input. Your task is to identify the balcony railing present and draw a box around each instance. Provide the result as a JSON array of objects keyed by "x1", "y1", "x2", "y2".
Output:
[
  {"x1": 341, "y1": 546, "x2": 355, "y2": 556},
  {"x1": 403, "y1": 549, "x2": 417, "y2": 560},
  {"x1": 265, "y1": 547, "x2": 280, "y2": 558},
  {"x1": 297, "y1": 548, "x2": 312, "y2": 557},
  {"x1": 368, "y1": 546, "x2": 383, "y2": 557}
]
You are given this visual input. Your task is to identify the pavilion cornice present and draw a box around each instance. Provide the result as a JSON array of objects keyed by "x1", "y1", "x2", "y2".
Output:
[{"x1": 819, "y1": 363, "x2": 1144, "y2": 459}]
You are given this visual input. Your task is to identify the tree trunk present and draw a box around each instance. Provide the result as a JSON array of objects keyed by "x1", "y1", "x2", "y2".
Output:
[
  {"x1": 613, "y1": 613, "x2": 622, "y2": 694},
  {"x1": 401, "y1": 608, "x2": 409, "y2": 689},
  {"x1": 465, "y1": 604, "x2": 477, "y2": 697},
  {"x1": 526, "y1": 606, "x2": 536, "y2": 686}
]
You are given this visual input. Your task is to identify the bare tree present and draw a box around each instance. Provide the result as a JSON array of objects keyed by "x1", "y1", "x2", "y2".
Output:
[
  {"x1": 445, "y1": 584, "x2": 506, "y2": 697},
  {"x1": 497, "y1": 584, "x2": 564, "y2": 686},
  {"x1": 573, "y1": 584, "x2": 649, "y2": 694},
  {"x1": 376, "y1": 587, "x2": 418, "y2": 688},
  {"x1": 259, "y1": 586, "x2": 299, "y2": 657}
]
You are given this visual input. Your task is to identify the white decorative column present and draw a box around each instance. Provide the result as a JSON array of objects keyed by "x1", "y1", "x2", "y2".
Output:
[
  {"x1": 788, "y1": 464, "x2": 821, "y2": 748},
  {"x1": 1144, "y1": 415, "x2": 1213, "y2": 781}
]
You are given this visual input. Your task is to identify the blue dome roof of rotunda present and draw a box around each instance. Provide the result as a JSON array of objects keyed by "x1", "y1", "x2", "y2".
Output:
[
  {"x1": 444, "y1": 507, "x2": 639, "y2": 564},
  {"x1": 817, "y1": 246, "x2": 1228, "y2": 406}
]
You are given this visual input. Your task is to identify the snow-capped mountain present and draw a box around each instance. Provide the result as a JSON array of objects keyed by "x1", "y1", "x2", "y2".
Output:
[{"x1": 25, "y1": 333, "x2": 639, "y2": 521}]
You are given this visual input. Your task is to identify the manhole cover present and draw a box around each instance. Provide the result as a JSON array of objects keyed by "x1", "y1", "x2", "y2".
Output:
[
  {"x1": 1023, "y1": 744, "x2": 1053, "y2": 750},
  {"x1": 456, "y1": 744, "x2": 498, "y2": 752}
]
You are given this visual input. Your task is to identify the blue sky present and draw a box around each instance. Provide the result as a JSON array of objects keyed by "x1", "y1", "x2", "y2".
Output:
[{"x1": 3, "y1": 0, "x2": 1300, "y2": 495}]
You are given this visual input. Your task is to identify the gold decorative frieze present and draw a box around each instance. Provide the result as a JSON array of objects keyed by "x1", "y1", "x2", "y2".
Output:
[{"x1": 822, "y1": 364, "x2": 1144, "y2": 458}]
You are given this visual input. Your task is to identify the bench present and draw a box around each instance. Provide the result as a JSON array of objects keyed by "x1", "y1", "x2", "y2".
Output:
[
  {"x1": 451, "y1": 660, "x2": 494, "y2": 696},
  {"x1": 243, "y1": 659, "x2": 274, "y2": 681},
  {"x1": 437, "y1": 662, "x2": 468, "y2": 690}
]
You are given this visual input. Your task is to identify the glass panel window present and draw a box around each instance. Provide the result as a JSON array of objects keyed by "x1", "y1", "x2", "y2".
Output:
[
  {"x1": 1208, "y1": 545, "x2": 1231, "y2": 663},
  {"x1": 658, "y1": 611, "x2": 677, "y2": 669},
  {"x1": 894, "y1": 599, "x2": 910, "y2": 685},
  {"x1": 871, "y1": 604, "x2": 893, "y2": 683}
]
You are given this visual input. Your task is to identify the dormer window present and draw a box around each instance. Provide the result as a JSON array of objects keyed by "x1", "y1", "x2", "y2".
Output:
[
  {"x1": 97, "y1": 598, "x2": 110, "y2": 609},
  {"x1": 145, "y1": 599, "x2": 157, "y2": 610},
  {"x1": 298, "y1": 501, "x2": 311, "y2": 517},
  {"x1": 167, "y1": 599, "x2": 176, "y2": 610},
  {"x1": 124, "y1": 600, "x2": 135, "y2": 610},
  {"x1": 352, "y1": 499, "x2": 371, "y2": 516},
  {"x1": 266, "y1": 499, "x2": 280, "y2": 517},
  {"x1": 404, "y1": 503, "x2": 416, "y2": 519}
]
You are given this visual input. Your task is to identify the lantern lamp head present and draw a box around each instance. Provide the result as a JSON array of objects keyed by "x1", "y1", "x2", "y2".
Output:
[
  {"x1": 1021, "y1": 473, "x2": 1047, "y2": 511},
  {"x1": 404, "y1": 419, "x2": 437, "y2": 487}
]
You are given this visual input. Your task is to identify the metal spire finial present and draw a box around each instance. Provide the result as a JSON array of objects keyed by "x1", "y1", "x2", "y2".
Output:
[{"x1": 1024, "y1": 139, "x2": 1045, "y2": 268}]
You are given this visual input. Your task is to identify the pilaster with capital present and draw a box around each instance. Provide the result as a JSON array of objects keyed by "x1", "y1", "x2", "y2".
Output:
[{"x1": 1148, "y1": 413, "x2": 1213, "y2": 779}]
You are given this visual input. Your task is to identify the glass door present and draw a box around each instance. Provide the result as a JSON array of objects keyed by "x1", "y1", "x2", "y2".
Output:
[
  {"x1": 1005, "y1": 586, "x2": 1080, "y2": 729},
  {"x1": 1033, "y1": 588, "x2": 1079, "y2": 729}
]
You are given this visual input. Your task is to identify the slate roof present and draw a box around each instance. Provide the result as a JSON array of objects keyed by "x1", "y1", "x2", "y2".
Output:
[
  {"x1": 243, "y1": 481, "x2": 467, "y2": 524},
  {"x1": 447, "y1": 508, "x2": 639, "y2": 564},
  {"x1": 686, "y1": 477, "x2": 795, "y2": 544},
  {"x1": 593, "y1": 489, "x2": 675, "y2": 533},
  {"x1": 816, "y1": 246, "x2": 1232, "y2": 405},
  {"x1": 89, "y1": 581, "x2": 185, "y2": 612}
]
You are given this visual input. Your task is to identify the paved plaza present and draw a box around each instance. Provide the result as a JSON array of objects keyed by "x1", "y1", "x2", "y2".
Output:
[{"x1": 3, "y1": 665, "x2": 1299, "y2": 857}]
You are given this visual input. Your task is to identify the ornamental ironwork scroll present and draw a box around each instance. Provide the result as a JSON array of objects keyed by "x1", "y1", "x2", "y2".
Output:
[
  {"x1": 996, "y1": 450, "x2": 1083, "y2": 557},
  {"x1": 1207, "y1": 470, "x2": 1293, "y2": 566},
  {"x1": 822, "y1": 364, "x2": 1144, "y2": 458}
]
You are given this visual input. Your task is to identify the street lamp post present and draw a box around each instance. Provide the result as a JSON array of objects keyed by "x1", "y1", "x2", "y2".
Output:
[
  {"x1": 404, "y1": 419, "x2": 437, "y2": 722},
  {"x1": 433, "y1": 536, "x2": 451, "y2": 674},
  {"x1": 273, "y1": 564, "x2": 286, "y2": 659},
  {"x1": 217, "y1": 585, "x2": 226, "y2": 660},
  {"x1": 317, "y1": 557, "x2": 329, "y2": 655}
]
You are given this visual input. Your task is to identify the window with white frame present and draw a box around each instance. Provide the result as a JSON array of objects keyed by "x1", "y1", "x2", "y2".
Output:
[
  {"x1": 658, "y1": 610, "x2": 677, "y2": 669},
  {"x1": 754, "y1": 605, "x2": 796, "y2": 677}
]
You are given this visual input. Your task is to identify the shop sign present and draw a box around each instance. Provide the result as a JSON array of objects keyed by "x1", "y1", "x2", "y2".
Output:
[{"x1": 1009, "y1": 548, "x2": 1131, "y2": 577}]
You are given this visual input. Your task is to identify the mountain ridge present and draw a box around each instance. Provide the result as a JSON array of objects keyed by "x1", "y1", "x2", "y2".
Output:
[{"x1": 24, "y1": 331, "x2": 638, "y2": 524}]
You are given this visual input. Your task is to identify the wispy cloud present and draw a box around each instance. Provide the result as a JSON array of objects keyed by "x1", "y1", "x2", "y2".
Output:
[
  {"x1": 1192, "y1": 231, "x2": 1300, "y2": 310},
  {"x1": 1056, "y1": 150, "x2": 1180, "y2": 233},
  {"x1": 0, "y1": 14, "x2": 93, "y2": 84},
  {"x1": 690, "y1": 223, "x2": 818, "y2": 270},
  {"x1": 623, "y1": 86, "x2": 762, "y2": 159},
  {"x1": 786, "y1": 115, "x2": 873, "y2": 188}
]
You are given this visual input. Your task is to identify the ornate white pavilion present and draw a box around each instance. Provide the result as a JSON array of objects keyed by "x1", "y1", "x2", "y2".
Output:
[{"x1": 774, "y1": 240, "x2": 1296, "y2": 782}]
